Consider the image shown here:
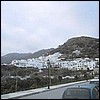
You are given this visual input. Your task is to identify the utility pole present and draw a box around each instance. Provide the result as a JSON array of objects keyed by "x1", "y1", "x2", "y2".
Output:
[
  {"x1": 47, "y1": 59, "x2": 50, "y2": 89},
  {"x1": 15, "y1": 66, "x2": 18, "y2": 92}
]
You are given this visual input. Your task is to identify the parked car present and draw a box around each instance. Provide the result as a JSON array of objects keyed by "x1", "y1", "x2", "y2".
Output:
[
  {"x1": 62, "y1": 84, "x2": 99, "y2": 99},
  {"x1": 89, "y1": 79, "x2": 99, "y2": 87},
  {"x1": 89, "y1": 79, "x2": 99, "y2": 92}
]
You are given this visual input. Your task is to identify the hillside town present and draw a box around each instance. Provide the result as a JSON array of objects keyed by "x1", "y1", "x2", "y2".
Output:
[
  {"x1": 1, "y1": 52, "x2": 99, "y2": 94},
  {"x1": 1, "y1": 37, "x2": 99, "y2": 95},
  {"x1": 10, "y1": 52, "x2": 99, "y2": 72}
]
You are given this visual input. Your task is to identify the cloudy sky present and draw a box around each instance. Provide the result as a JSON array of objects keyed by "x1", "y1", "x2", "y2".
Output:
[{"x1": 1, "y1": 1, "x2": 99, "y2": 56}]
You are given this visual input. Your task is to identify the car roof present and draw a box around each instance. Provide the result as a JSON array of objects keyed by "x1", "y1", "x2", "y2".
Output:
[
  {"x1": 90, "y1": 79, "x2": 99, "y2": 82},
  {"x1": 67, "y1": 84, "x2": 97, "y2": 89}
]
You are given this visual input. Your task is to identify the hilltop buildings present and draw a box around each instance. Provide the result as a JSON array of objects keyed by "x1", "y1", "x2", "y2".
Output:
[{"x1": 11, "y1": 52, "x2": 99, "y2": 71}]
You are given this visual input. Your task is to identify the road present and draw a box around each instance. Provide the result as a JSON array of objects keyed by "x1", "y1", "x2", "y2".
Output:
[{"x1": 18, "y1": 82, "x2": 89, "y2": 99}]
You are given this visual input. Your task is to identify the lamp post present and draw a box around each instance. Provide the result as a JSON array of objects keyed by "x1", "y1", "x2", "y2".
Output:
[{"x1": 47, "y1": 59, "x2": 50, "y2": 89}]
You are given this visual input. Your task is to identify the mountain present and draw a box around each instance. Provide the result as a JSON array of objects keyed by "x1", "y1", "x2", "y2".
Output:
[
  {"x1": 1, "y1": 53, "x2": 32, "y2": 64},
  {"x1": 1, "y1": 36, "x2": 99, "y2": 64},
  {"x1": 49, "y1": 36, "x2": 99, "y2": 59},
  {"x1": 23, "y1": 48, "x2": 54, "y2": 59},
  {"x1": 1, "y1": 48, "x2": 54, "y2": 64}
]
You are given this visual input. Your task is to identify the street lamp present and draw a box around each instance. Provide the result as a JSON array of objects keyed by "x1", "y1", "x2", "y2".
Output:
[{"x1": 47, "y1": 59, "x2": 50, "y2": 89}]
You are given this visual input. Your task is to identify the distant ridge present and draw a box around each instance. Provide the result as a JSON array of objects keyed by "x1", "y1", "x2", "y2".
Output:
[{"x1": 1, "y1": 48, "x2": 54, "y2": 64}]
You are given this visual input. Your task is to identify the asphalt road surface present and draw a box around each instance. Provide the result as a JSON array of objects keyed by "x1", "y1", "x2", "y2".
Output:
[{"x1": 18, "y1": 82, "x2": 89, "y2": 99}]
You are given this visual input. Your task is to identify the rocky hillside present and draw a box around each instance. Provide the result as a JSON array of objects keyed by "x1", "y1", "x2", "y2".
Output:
[{"x1": 49, "y1": 36, "x2": 99, "y2": 59}]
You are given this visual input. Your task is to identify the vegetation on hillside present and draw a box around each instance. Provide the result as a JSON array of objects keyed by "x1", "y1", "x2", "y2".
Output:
[
  {"x1": 49, "y1": 36, "x2": 99, "y2": 59},
  {"x1": 1, "y1": 65, "x2": 94, "y2": 94}
]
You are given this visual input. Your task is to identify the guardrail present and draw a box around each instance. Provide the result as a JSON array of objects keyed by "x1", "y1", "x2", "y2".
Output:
[{"x1": 1, "y1": 79, "x2": 91, "y2": 99}]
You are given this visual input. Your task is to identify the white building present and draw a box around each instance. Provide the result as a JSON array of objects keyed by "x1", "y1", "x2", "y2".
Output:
[{"x1": 11, "y1": 52, "x2": 99, "y2": 71}]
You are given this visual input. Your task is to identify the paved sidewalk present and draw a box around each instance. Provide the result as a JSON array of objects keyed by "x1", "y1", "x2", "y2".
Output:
[{"x1": 1, "y1": 80, "x2": 88, "y2": 99}]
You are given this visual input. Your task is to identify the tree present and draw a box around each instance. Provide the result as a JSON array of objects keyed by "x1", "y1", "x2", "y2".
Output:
[
  {"x1": 34, "y1": 77, "x2": 41, "y2": 87},
  {"x1": 84, "y1": 73, "x2": 87, "y2": 80},
  {"x1": 58, "y1": 76, "x2": 62, "y2": 82},
  {"x1": 75, "y1": 75, "x2": 78, "y2": 80},
  {"x1": 87, "y1": 67, "x2": 90, "y2": 72}
]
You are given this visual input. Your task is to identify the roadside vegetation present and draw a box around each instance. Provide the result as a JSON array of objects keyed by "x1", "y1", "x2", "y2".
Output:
[{"x1": 1, "y1": 64, "x2": 96, "y2": 95}]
